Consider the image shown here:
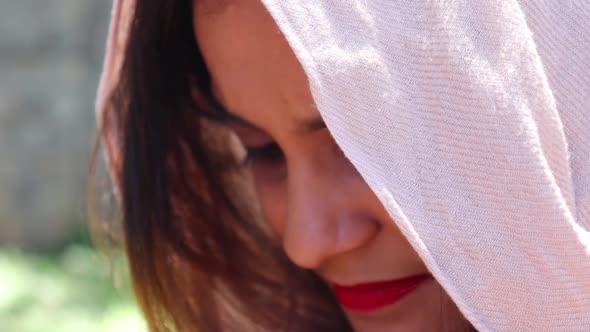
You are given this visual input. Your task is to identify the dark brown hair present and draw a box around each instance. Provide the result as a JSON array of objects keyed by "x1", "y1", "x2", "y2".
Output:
[{"x1": 92, "y1": 1, "x2": 352, "y2": 331}]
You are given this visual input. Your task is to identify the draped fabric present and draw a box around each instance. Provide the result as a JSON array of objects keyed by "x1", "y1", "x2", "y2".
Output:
[{"x1": 97, "y1": 1, "x2": 590, "y2": 330}]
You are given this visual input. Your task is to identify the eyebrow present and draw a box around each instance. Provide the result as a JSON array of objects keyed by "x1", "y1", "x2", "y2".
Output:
[{"x1": 211, "y1": 100, "x2": 327, "y2": 133}]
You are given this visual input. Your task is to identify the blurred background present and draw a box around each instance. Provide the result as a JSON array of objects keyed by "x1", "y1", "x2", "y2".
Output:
[{"x1": 1, "y1": 1, "x2": 146, "y2": 331}]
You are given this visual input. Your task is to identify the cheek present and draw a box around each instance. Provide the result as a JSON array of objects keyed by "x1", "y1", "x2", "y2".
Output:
[
  {"x1": 253, "y1": 176, "x2": 287, "y2": 237},
  {"x1": 250, "y1": 138, "x2": 368, "y2": 242}
]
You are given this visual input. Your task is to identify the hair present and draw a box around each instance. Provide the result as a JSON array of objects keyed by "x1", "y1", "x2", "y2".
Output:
[{"x1": 91, "y1": 1, "x2": 352, "y2": 331}]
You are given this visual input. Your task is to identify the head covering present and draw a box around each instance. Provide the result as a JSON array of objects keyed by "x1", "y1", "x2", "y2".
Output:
[{"x1": 97, "y1": 1, "x2": 590, "y2": 330}]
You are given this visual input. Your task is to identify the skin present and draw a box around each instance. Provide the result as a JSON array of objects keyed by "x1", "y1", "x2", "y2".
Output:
[{"x1": 193, "y1": 0, "x2": 470, "y2": 331}]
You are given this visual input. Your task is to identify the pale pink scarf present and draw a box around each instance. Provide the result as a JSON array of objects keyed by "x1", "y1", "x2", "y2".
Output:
[{"x1": 97, "y1": 1, "x2": 590, "y2": 330}]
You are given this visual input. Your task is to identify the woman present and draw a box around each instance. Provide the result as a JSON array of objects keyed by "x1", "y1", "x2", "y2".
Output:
[{"x1": 95, "y1": 0, "x2": 590, "y2": 331}]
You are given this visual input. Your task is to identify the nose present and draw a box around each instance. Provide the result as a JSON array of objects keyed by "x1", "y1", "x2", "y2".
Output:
[{"x1": 282, "y1": 159, "x2": 380, "y2": 270}]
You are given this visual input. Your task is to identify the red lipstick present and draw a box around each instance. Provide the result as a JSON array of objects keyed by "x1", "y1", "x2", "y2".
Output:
[{"x1": 332, "y1": 274, "x2": 433, "y2": 312}]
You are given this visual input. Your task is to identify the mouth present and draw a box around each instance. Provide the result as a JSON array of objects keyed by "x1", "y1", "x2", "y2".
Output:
[{"x1": 331, "y1": 274, "x2": 434, "y2": 313}]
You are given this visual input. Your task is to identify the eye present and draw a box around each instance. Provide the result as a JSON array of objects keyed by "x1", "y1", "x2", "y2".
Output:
[
  {"x1": 241, "y1": 142, "x2": 287, "y2": 182},
  {"x1": 242, "y1": 142, "x2": 285, "y2": 167}
]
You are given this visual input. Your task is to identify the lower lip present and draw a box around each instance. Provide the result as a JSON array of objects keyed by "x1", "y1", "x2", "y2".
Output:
[{"x1": 332, "y1": 274, "x2": 433, "y2": 313}]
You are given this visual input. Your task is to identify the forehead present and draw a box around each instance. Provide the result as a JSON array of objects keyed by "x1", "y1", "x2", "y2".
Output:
[
  {"x1": 192, "y1": 0, "x2": 317, "y2": 131},
  {"x1": 192, "y1": 0, "x2": 289, "y2": 74},
  {"x1": 193, "y1": 0, "x2": 278, "y2": 60}
]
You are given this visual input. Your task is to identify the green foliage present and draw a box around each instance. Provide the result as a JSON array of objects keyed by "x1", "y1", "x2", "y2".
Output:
[{"x1": 0, "y1": 243, "x2": 146, "y2": 332}]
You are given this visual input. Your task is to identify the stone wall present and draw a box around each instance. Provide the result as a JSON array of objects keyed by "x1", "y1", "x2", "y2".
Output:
[{"x1": 0, "y1": 0, "x2": 112, "y2": 248}]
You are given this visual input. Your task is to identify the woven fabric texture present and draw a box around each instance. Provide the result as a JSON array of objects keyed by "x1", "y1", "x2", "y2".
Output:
[{"x1": 260, "y1": 1, "x2": 590, "y2": 331}]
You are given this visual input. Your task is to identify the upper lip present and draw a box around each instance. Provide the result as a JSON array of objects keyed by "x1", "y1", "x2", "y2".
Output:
[{"x1": 324, "y1": 273, "x2": 431, "y2": 287}]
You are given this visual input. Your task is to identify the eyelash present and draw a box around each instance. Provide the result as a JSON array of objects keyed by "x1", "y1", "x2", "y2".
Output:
[{"x1": 242, "y1": 142, "x2": 285, "y2": 166}]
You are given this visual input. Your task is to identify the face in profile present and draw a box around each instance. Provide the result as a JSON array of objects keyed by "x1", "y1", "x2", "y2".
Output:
[{"x1": 193, "y1": 0, "x2": 469, "y2": 330}]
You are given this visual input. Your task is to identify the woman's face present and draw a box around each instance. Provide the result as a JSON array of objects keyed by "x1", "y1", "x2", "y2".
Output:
[{"x1": 193, "y1": 0, "x2": 468, "y2": 330}]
